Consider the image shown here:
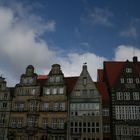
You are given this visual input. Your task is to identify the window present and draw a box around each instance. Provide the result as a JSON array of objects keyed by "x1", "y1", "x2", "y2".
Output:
[
  {"x1": 96, "y1": 122, "x2": 100, "y2": 132},
  {"x1": 92, "y1": 122, "x2": 95, "y2": 132},
  {"x1": 133, "y1": 92, "x2": 139, "y2": 100},
  {"x1": 55, "y1": 76, "x2": 60, "y2": 82},
  {"x1": 43, "y1": 118, "x2": 48, "y2": 129},
  {"x1": 124, "y1": 92, "x2": 130, "y2": 100},
  {"x1": 59, "y1": 87, "x2": 64, "y2": 94},
  {"x1": 75, "y1": 90, "x2": 80, "y2": 96},
  {"x1": 11, "y1": 118, "x2": 23, "y2": 128},
  {"x1": 116, "y1": 92, "x2": 123, "y2": 100},
  {"x1": 126, "y1": 68, "x2": 132, "y2": 73},
  {"x1": 52, "y1": 118, "x2": 57, "y2": 129},
  {"x1": 83, "y1": 89, "x2": 87, "y2": 94},
  {"x1": 59, "y1": 119, "x2": 64, "y2": 129},
  {"x1": 15, "y1": 103, "x2": 24, "y2": 111},
  {"x1": 28, "y1": 116, "x2": 36, "y2": 127},
  {"x1": 44, "y1": 88, "x2": 50, "y2": 95},
  {"x1": 52, "y1": 88, "x2": 57, "y2": 95},
  {"x1": 0, "y1": 113, "x2": 5, "y2": 125},
  {"x1": 115, "y1": 106, "x2": 140, "y2": 120},
  {"x1": 17, "y1": 118, "x2": 22, "y2": 128},
  {"x1": 11, "y1": 118, "x2": 16, "y2": 128},
  {"x1": 30, "y1": 100, "x2": 38, "y2": 111},
  {"x1": 43, "y1": 103, "x2": 49, "y2": 111},
  {"x1": 54, "y1": 103, "x2": 58, "y2": 111},
  {"x1": 59, "y1": 102, "x2": 65, "y2": 111},
  {"x1": 103, "y1": 125, "x2": 110, "y2": 133},
  {"x1": 83, "y1": 77, "x2": 87, "y2": 86},
  {"x1": 49, "y1": 77, "x2": 54, "y2": 82},
  {"x1": 103, "y1": 108, "x2": 109, "y2": 116},
  {"x1": 127, "y1": 78, "x2": 133, "y2": 83},
  {"x1": 120, "y1": 78, "x2": 124, "y2": 83},
  {"x1": 90, "y1": 89, "x2": 94, "y2": 94},
  {"x1": 28, "y1": 78, "x2": 33, "y2": 84},
  {"x1": 3, "y1": 93, "x2": 8, "y2": 99},
  {"x1": 22, "y1": 78, "x2": 27, "y2": 84},
  {"x1": 31, "y1": 88, "x2": 36, "y2": 95},
  {"x1": 135, "y1": 78, "x2": 140, "y2": 84},
  {"x1": 0, "y1": 102, "x2": 7, "y2": 109}
]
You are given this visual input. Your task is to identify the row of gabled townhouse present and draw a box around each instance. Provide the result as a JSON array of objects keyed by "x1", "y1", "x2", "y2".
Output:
[
  {"x1": 0, "y1": 56, "x2": 140, "y2": 140},
  {"x1": 0, "y1": 63, "x2": 110, "y2": 140}
]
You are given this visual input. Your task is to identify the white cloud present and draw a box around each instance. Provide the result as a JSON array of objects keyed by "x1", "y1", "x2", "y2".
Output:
[
  {"x1": 114, "y1": 45, "x2": 140, "y2": 61},
  {"x1": 0, "y1": 5, "x2": 107, "y2": 86},
  {"x1": 120, "y1": 27, "x2": 137, "y2": 38},
  {"x1": 1, "y1": 4, "x2": 139, "y2": 88},
  {"x1": 82, "y1": 7, "x2": 114, "y2": 27},
  {"x1": 59, "y1": 53, "x2": 106, "y2": 81}
]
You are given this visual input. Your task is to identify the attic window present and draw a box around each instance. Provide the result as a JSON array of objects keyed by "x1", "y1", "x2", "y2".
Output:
[
  {"x1": 120, "y1": 78, "x2": 124, "y2": 83},
  {"x1": 126, "y1": 68, "x2": 132, "y2": 73},
  {"x1": 83, "y1": 77, "x2": 87, "y2": 86}
]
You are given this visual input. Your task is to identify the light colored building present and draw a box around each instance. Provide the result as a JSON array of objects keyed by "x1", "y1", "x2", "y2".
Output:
[
  {"x1": 8, "y1": 65, "x2": 41, "y2": 140},
  {"x1": 0, "y1": 76, "x2": 11, "y2": 140},
  {"x1": 40, "y1": 64, "x2": 67, "y2": 140},
  {"x1": 68, "y1": 64, "x2": 103, "y2": 140}
]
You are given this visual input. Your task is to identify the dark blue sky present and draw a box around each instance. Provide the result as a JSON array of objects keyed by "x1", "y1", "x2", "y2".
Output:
[
  {"x1": 31, "y1": 0, "x2": 140, "y2": 58},
  {"x1": 2, "y1": 0, "x2": 140, "y2": 59}
]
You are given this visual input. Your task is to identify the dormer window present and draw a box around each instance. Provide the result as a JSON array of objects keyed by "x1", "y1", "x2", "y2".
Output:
[
  {"x1": 23, "y1": 78, "x2": 27, "y2": 84},
  {"x1": 83, "y1": 77, "x2": 87, "y2": 86},
  {"x1": 136, "y1": 78, "x2": 139, "y2": 84},
  {"x1": 49, "y1": 77, "x2": 54, "y2": 83},
  {"x1": 120, "y1": 78, "x2": 124, "y2": 83},
  {"x1": 127, "y1": 78, "x2": 133, "y2": 84},
  {"x1": 28, "y1": 78, "x2": 33, "y2": 84},
  {"x1": 126, "y1": 68, "x2": 132, "y2": 73},
  {"x1": 55, "y1": 76, "x2": 60, "y2": 82}
]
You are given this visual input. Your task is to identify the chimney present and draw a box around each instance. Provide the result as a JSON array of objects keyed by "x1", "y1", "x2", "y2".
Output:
[{"x1": 133, "y1": 56, "x2": 138, "y2": 62}]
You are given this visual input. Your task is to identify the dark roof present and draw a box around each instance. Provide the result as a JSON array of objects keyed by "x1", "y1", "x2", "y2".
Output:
[
  {"x1": 104, "y1": 61, "x2": 124, "y2": 87},
  {"x1": 64, "y1": 76, "x2": 79, "y2": 95},
  {"x1": 97, "y1": 69, "x2": 103, "y2": 82},
  {"x1": 37, "y1": 75, "x2": 48, "y2": 79},
  {"x1": 104, "y1": 61, "x2": 140, "y2": 87},
  {"x1": 37, "y1": 75, "x2": 47, "y2": 86},
  {"x1": 95, "y1": 82, "x2": 109, "y2": 105}
]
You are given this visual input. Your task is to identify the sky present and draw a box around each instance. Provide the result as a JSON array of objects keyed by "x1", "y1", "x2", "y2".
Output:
[{"x1": 0, "y1": 0, "x2": 140, "y2": 86}]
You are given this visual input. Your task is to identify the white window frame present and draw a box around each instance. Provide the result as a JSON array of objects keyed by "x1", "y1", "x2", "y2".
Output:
[{"x1": 126, "y1": 68, "x2": 132, "y2": 73}]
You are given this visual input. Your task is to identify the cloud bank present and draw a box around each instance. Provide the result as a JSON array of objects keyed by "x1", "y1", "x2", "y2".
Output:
[{"x1": 0, "y1": 5, "x2": 139, "y2": 86}]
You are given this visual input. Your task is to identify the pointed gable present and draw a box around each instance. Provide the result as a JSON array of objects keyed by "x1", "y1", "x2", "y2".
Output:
[{"x1": 70, "y1": 64, "x2": 100, "y2": 98}]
